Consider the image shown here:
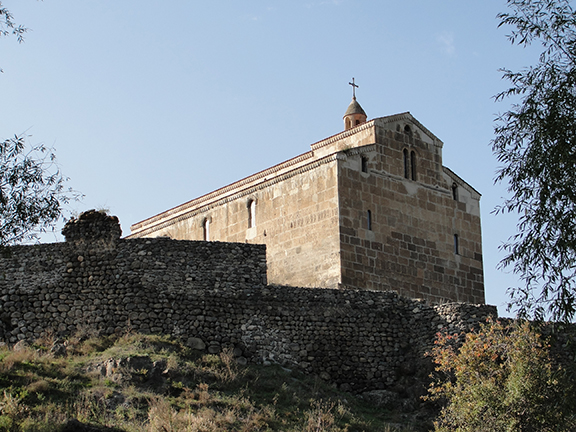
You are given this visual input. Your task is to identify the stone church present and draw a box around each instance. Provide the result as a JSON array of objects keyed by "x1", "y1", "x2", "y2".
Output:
[{"x1": 129, "y1": 91, "x2": 484, "y2": 304}]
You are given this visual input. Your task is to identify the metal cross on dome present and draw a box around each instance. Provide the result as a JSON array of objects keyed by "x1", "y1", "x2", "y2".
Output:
[{"x1": 349, "y1": 77, "x2": 359, "y2": 99}]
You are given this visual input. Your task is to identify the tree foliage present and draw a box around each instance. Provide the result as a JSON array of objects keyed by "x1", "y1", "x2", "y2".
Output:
[
  {"x1": 493, "y1": 0, "x2": 576, "y2": 322},
  {"x1": 0, "y1": 135, "x2": 79, "y2": 246},
  {"x1": 0, "y1": 2, "x2": 78, "y2": 244},
  {"x1": 0, "y1": 1, "x2": 26, "y2": 43},
  {"x1": 428, "y1": 320, "x2": 576, "y2": 431}
]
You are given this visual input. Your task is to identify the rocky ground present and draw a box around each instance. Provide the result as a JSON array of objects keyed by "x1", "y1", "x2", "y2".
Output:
[{"x1": 0, "y1": 331, "x2": 438, "y2": 431}]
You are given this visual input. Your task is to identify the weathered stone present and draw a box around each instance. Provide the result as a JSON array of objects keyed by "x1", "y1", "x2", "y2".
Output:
[
  {"x1": 13, "y1": 340, "x2": 28, "y2": 351},
  {"x1": 361, "y1": 390, "x2": 401, "y2": 408},
  {"x1": 0, "y1": 215, "x2": 501, "y2": 399},
  {"x1": 208, "y1": 345, "x2": 220, "y2": 354},
  {"x1": 50, "y1": 343, "x2": 67, "y2": 358},
  {"x1": 128, "y1": 112, "x2": 484, "y2": 306},
  {"x1": 62, "y1": 210, "x2": 122, "y2": 243},
  {"x1": 186, "y1": 337, "x2": 206, "y2": 351}
]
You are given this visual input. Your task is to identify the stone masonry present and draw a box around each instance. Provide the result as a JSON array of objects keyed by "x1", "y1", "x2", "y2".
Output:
[
  {"x1": 129, "y1": 108, "x2": 484, "y2": 305},
  {"x1": 0, "y1": 212, "x2": 495, "y2": 399}
]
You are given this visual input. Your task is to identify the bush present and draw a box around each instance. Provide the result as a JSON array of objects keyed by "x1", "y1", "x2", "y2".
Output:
[{"x1": 427, "y1": 319, "x2": 576, "y2": 431}]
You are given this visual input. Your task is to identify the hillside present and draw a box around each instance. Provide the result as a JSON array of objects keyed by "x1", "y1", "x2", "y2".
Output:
[{"x1": 0, "y1": 331, "x2": 436, "y2": 432}]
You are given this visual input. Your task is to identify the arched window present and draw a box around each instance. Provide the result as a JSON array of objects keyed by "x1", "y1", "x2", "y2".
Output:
[
  {"x1": 361, "y1": 156, "x2": 368, "y2": 173},
  {"x1": 345, "y1": 118, "x2": 351, "y2": 130},
  {"x1": 454, "y1": 234, "x2": 459, "y2": 255},
  {"x1": 367, "y1": 210, "x2": 372, "y2": 231},
  {"x1": 203, "y1": 218, "x2": 210, "y2": 241},
  {"x1": 410, "y1": 150, "x2": 417, "y2": 180},
  {"x1": 403, "y1": 149, "x2": 410, "y2": 179},
  {"x1": 247, "y1": 199, "x2": 256, "y2": 228},
  {"x1": 452, "y1": 183, "x2": 458, "y2": 201}
]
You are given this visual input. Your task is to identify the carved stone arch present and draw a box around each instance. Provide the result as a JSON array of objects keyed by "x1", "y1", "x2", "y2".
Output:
[
  {"x1": 200, "y1": 214, "x2": 212, "y2": 226},
  {"x1": 246, "y1": 196, "x2": 258, "y2": 206}
]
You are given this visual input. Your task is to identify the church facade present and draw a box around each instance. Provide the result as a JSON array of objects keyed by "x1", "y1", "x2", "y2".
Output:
[{"x1": 129, "y1": 97, "x2": 484, "y2": 304}]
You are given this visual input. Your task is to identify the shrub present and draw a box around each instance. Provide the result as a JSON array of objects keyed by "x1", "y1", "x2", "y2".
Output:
[{"x1": 427, "y1": 319, "x2": 576, "y2": 431}]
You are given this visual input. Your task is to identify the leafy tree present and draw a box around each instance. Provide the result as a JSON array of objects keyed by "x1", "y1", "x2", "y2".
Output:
[
  {"x1": 0, "y1": 1, "x2": 26, "y2": 43},
  {"x1": 0, "y1": 135, "x2": 79, "y2": 246},
  {"x1": 0, "y1": 0, "x2": 28, "y2": 73},
  {"x1": 0, "y1": 2, "x2": 78, "y2": 245},
  {"x1": 493, "y1": 0, "x2": 576, "y2": 322},
  {"x1": 427, "y1": 319, "x2": 576, "y2": 431}
]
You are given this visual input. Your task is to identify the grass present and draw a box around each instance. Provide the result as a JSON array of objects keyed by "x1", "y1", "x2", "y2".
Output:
[{"x1": 0, "y1": 332, "x2": 430, "y2": 431}]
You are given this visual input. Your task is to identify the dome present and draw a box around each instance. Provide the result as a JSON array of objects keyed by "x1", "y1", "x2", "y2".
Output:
[
  {"x1": 343, "y1": 97, "x2": 367, "y2": 117},
  {"x1": 343, "y1": 97, "x2": 367, "y2": 130}
]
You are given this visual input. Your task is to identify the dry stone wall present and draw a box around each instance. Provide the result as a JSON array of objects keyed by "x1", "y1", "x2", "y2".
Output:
[{"x1": 0, "y1": 212, "x2": 496, "y2": 397}]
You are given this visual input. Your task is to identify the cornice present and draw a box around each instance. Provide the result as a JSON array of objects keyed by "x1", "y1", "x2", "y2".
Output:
[
  {"x1": 310, "y1": 121, "x2": 375, "y2": 152},
  {"x1": 443, "y1": 166, "x2": 482, "y2": 198},
  {"x1": 339, "y1": 143, "x2": 377, "y2": 157},
  {"x1": 130, "y1": 151, "x2": 316, "y2": 233},
  {"x1": 130, "y1": 112, "x2": 449, "y2": 236},
  {"x1": 373, "y1": 112, "x2": 444, "y2": 148}
]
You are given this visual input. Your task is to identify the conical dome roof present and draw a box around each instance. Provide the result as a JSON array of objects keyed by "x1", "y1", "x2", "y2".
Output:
[{"x1": 343, "y1": 97, "x2": 366, "y2": 117}]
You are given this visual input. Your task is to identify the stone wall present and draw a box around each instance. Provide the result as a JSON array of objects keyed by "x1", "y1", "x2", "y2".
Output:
[
  {"x1": 0, "y1": 212, "x2": 496, "y2": 400},
  {"x1": 337, "y1": 125, "x2": 484, "y2": 304},
  {"x1": 135, "y1": 156, "x2": 343, "y2": 289},
  {"x1": 128, "y1": 113, "x2": 485, "y2": 305}
]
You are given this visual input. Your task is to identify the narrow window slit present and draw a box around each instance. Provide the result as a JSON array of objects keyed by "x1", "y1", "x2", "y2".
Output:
[
  {"x1": 361, "y1": 156, "x2": 368, "y2": 173},
  {"x1": 403, "y1": 149, "x2": 409, "y2": 179},
  {"x1": 203, "y1": 218, "x2": 210, "y2": 241},
  {"x1": 247, "y1": 199, "x2": 256, "y2": 228}
]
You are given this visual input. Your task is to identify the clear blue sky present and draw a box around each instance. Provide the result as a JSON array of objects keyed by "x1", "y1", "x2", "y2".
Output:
[{"x1": 1, "y1": 0, "x2": 542, "y2": 315}]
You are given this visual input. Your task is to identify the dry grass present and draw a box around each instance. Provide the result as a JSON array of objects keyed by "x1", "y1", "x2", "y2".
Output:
[
  {"x1": 217, "y1": 347, "x2": 244, "y2": 383},
  {"x1": 146, "y1": 396, "x2": 273, "y2": 432},
  {"x1": 0, "y1": 331, "x2": 427, "y2": 431},
  {"x1": 25, "y1": 379, "x2": 51, "y2": 394},
  {"x1": 304, "y1": 400, "x2": 348, "y2": 432},
  {"x1": 0, "y1": 345, "x2": 37, "y2": 373}
]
